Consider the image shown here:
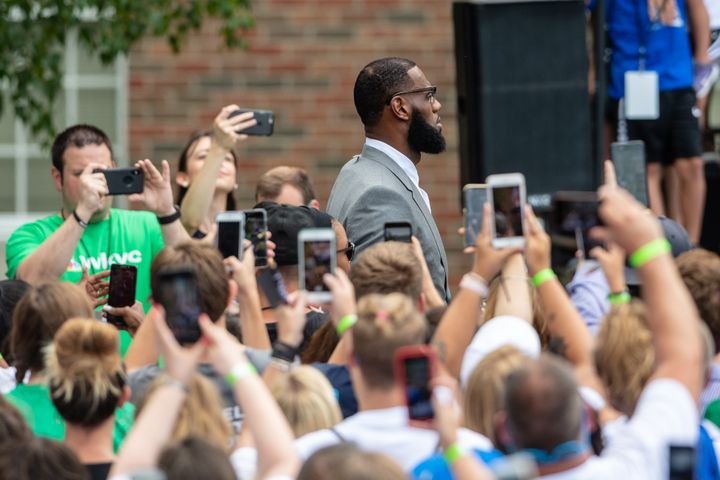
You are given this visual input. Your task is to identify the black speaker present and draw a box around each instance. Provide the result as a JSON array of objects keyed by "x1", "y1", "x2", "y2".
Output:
[
  {"x1": 453, "y1": 0, "x2": 596, "y2": 208},
  {"x1": 701, "y1": 159, "x2": 720, "y2": 254}
]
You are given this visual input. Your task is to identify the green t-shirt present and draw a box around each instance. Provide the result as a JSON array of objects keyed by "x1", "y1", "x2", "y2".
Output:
[
  {"x1": 5, "y1": 383, "x2": 135, "y2": 452},
  {"x1": 5, "y1": 208, "x2": 164, "y2": 313}
]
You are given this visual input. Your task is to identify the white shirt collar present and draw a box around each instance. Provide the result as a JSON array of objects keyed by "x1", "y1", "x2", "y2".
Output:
[
  {"x1": 364, "y1": 138, "x2": 420, "y2": 187},
  {"x1": 364, "y1": 138, "x2": 431, "y2": 211}
]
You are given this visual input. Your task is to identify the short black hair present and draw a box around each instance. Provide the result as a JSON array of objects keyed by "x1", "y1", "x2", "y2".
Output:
[
  {"x1": 51, "y1": 124, "x2": 113, "y2": 175},
  {"x1": 353, "y1": 57, "x2": 416, "y2": 127},
  {"x1": 0, "y1": 280, "x2": 30, "y2": 361}
]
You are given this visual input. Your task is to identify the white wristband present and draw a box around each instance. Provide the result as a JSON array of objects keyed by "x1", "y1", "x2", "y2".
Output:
[{"x1": 459, "y1": 272, "x2": 488, "y2": 298}]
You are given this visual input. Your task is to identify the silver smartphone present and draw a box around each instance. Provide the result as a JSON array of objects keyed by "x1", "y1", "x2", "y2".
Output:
[
  {"x1": 216, "y1": 211, "x2": 245, "y2": 260},
  {"x1": 487, "y1": 173, "x2": 526, "y2": 249},
  {"x1": 463, "y1": 183, "x2": 487, "y2": 247},
  {"x1": 611, "y1": 140, "x2": 648, "y2": 207},
  {"x1": 298, "y1": 228, "x2": 336, "y2": 303}
]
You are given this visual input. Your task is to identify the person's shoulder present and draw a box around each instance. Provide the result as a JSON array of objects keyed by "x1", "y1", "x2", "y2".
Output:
[
  {"x1": 294, "y1": 427, "x2": 338, "y2": 459},
  {"x1": 8, "y1": 214, "x2": 62, "y2": 240}
]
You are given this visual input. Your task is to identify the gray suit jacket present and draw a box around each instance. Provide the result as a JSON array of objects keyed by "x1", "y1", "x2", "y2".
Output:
[{"x1": 327, "y1": 144, "x2": 450, "y2": 301}]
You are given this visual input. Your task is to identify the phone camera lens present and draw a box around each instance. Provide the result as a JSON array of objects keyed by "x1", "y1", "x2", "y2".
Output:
[{"x1": 123, "y1": 175, "x2": 133, "y2": 187}]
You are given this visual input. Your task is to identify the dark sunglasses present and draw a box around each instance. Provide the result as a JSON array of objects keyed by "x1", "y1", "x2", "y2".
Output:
[{"x1": 337, "y1": 241, "x2": 356, "y2": 261}]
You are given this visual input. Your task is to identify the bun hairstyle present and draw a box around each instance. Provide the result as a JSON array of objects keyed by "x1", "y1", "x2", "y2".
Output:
[
  {"x1": 45, "y1": 318, "x2": 126, "y2": 428},
  {"x1": 10, "y1": 282, "x2": 93, "y2": 382},
  {"x1": 351, "y1": 293, "x2": 427, "y2": 389}
]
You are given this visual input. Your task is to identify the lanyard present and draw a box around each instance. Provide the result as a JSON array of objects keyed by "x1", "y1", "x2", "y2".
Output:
[{"x1": 634, "y1": 0, "x2": 672, "y2": 70}]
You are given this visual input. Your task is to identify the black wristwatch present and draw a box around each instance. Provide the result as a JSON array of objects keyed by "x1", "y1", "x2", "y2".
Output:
[
  {"x1": 157, "y1": 205, "x2": 181, "y2": 225},
  {"x1": 272, "y1": 341, "x2": 298, "y2": 363}
]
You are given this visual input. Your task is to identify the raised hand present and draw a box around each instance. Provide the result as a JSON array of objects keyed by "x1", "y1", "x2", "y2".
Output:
[
  {"x1": 523, "y1": 204, "x2": 552, "y2": 276},
  {"x1": 78, "y1": 266, "x2": 110, "y2": 308},
  {"x1": 129, "y1": 159, "x2": 175, "y2": 216},
  {"x1": 212, "y1": 104, "x2": 256, "y2": 151},
  {"x1": 472, "y1": 203, "x2": 522, "y2": 280}
]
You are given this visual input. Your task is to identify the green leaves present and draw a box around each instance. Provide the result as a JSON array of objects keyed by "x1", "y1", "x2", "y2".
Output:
[{"x1": 0, "y1": 0, "x2": 253, "y2": 148}]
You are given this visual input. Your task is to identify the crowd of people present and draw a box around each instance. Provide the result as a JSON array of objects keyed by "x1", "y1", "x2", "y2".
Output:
[{"x1": 0, "y1": 48, "x2": 718, "y2": 480}]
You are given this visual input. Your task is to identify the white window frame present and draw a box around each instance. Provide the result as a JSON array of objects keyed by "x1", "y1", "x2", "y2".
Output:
[{"x1": 0, "y1": 28, "x2": 128, "y2": 242}]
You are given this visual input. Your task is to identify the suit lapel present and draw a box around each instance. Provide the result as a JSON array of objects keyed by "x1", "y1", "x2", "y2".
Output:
[{"x1": 361, "y1": 145, "x2": 449, "y2": 273}]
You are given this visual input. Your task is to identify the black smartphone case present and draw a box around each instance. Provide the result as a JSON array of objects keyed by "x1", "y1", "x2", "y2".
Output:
[{"x1": 103, "y1": 168, "x2": 144, "y2": 195}]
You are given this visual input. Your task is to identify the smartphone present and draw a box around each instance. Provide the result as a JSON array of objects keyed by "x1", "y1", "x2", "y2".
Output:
[
  {"x1": 463, "y1": 183, "x2": 487, "y2": 247},
  {"x1": 298, "y1": 228, "x2": 336, "y2": 303},
  {"x1": 243, "y1": 209, "x2": 268, "y2": 268},
  {"x1": 95, "y1": 167, "x2": 144, "y2": 195},
  {"x1": 216, "y1": 211, "x2": 245, "y2": 260},
  {"x1": 384, "y1": 221, "x2": 413, "y2": 243},
  {"x1": 156, "y1": 266, "x2": 202, "y2": 345},
  {"x1": 257, "y1": 265, "x2": 289, "y2": 309},
  {"x1": 228, "y1": 109, "x2": 275, "y2": 136},
  {"x1": 394, "y1": 345, "x2": 437, "y2": 427},
  {"x1": 550, "y1": 191, "x2": 603, "y2": 257},
  {"x1": 611, "y1": 140, "x2": 649, "y2": 207},
  {"x1": 107, "y1": 264, "x2": 137, "y2": 328},
  {"x1": 487, "y1": 173, "x2": 526, "y2": 249},
  {"x1": 668, "y1": 445, "x2": 695, "y2": 480}
]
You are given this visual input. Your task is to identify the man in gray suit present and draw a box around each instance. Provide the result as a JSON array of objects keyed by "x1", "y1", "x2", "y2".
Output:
[{"x1": 327, "y1": 57, "x2": 450, "y2": 301}]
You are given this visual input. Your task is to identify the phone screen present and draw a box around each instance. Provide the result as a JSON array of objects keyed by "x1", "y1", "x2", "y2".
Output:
[
  {"x1": 492, "y1": 185, "x2": 523, "y2": 238},
  {"x1": 108, "y1": 264, "x2": 137, "y2": 308},
  {"x1": 464, "y1": 187, "x2": 487, "y2": 246},
  {"x1": 669, "y1": 445, "x2": 695, "y2": 480},
  {"x1": 244, "y1": 211, "x2": 268, "y2": 267},
  {"x1": 404, "y1": 356, "x2": 434, "y2": 421},
  {"x1": 612, "y1": 141, "x2": 649, "y2": 207},
  {"x1": 552, "y1": 197, "x2": 603, "y2": 255},
  {"x1": 303, "y1": 240, "x2": 333, "y2": 293},
  {"x1": 157, "y1": 269, "x2": 202, "y2": 345},
  {"x1": 257, "y1": 266, "x2": 288, "y2": 308},
  {"x1": 218, "y1": 219, "x2": 243, "y2": 259},
  {"x1": 384, "y1": 222, "x2": 412, "y2": 243}
]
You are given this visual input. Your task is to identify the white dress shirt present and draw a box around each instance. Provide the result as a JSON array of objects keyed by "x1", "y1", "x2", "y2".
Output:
[{"x1": 364, "y1": 138, "x2": 431, "y2": 211}]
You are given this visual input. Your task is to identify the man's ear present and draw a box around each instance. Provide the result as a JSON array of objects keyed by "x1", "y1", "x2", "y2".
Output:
[
  {"x1": 51, "y1": 166, "x2": 63, "y2": 193},
  {"x1": 493, "y1": 410, "x2": 514, "y2": 453},
  {"x1": 389, "y1": 97, "x2": 411, "y2": 122},
  {"x1": 226, "y1": 279, "x2": 238, "y2": 310},
  {"x1": 118, "y1": 385, "x2": 132, "y2": 408},
  {"x1": 176, "y1": 171, "x2": 190, "y2": 188},
  {"x1": 308, "y1": 199, "x2": 321, "y2": 210},
  {"x1": 417, "y1": 293, "x2": 426, "y2": 313}
]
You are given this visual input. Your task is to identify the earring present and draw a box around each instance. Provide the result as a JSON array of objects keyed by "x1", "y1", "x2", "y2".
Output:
[{"x1": 234, "y1": 183, "x2": 239, "y2": 190}]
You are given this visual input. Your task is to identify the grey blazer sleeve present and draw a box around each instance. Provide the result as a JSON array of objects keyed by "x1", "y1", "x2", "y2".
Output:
[{"x1": 344, "y1": 185, "x2": 416, "y2": 256}]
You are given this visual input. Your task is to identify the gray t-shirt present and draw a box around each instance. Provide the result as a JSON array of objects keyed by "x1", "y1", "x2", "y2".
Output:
[{"x1": 128, "y1": 349, "x2": 271, "y2": 434}]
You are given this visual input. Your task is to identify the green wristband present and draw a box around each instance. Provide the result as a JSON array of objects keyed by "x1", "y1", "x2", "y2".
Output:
[
  {"x1": 629, "y1": 238, "x2": 672, "y2": 268},
  {"x1": 608, "y1": 291, "x2": 631, "y2": 305},
  {"x1": 531, "y1": 268, "x2": 557, "y2": 287},
  {"x1": 225, "y1": 362, "x2": 257, "y2": 387},
  {"x1": 336, "y1": 314, "x2": 358, "y2": 336},
  {"x1": 443, "y1": 442, "x2": 467, "y2": 465}
]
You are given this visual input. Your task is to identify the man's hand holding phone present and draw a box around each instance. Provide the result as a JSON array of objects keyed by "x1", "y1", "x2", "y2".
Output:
[
  {"x1": 274, "y1": 291, "x2": 309, "y2": 349},
  {"x1": 76, "y1": 163, "x2": 111, "y2": 221},
  {"x1": 130, "y1": 159, "x2": 175, "y2": 217},
  {"x1": 224, "y1": 240, "x2": 257, "y2": 295},
  {"x1": 103, "y1": 301, "x2": 145, "y2": 336}
]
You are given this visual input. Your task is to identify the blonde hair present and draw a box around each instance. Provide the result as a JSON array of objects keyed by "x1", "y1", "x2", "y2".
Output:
[
  {"x1": 270, "y1": 366, "x2": 342, "y2": 437},
  {"x1": 483, "y1": 277, "x2": 549, "y2": 349},
  {"x1": 137, "y1": 373, "x2": 232, "y2": 452},
  {"x1": 463, "y1": 346, "x2": 526, "y2": 444},
  {"x1": 45, "y1": 318, "x2": 126, "y2": 427},
  {"x1": 352, "y1": 293, "x2": 427, "y2": 390},
  {"x1": 594, "y1": 301, "x2": 654, "y2": 416}
]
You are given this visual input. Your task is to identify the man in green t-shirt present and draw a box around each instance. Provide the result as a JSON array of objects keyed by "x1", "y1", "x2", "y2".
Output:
[{"x1": 5, "y1": 124, "x2": 190, "y2": 313}]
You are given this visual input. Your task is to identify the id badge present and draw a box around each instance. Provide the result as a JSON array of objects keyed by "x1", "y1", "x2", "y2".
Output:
[{"x1": 624, "y1": 71, "x2": 659, "y2": 120}]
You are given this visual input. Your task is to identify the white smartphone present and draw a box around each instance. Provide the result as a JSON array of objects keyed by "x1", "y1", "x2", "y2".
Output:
[
  {"x1": 216, "y1": 211, "x2": 245, "y2": 260},
  {"x1": 462, "y1": 183, "x2": 487, "y2": 248},
  {"x1": 487, "y1": 173, "x2": 526, "y2": 249},
  {"x1": 298, "y1": 228, "x2": 336, "y2": 304}
]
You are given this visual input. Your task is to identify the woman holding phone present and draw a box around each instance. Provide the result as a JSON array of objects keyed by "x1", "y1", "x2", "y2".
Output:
[{"x1": 175, "y1": 105, "x2": 256, "y2": 240}]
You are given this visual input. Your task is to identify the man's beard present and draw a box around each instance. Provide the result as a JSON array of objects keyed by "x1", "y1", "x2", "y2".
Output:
[{"x1": 407, "y1": 110, "x2": 446, "y2": 155}]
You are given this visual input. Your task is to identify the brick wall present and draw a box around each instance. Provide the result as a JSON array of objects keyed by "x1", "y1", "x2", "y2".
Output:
[{"x1": 129, "y1": 0, "x2": 472, "y2": 291}]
